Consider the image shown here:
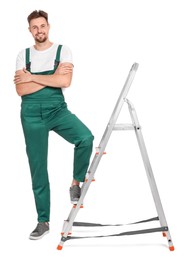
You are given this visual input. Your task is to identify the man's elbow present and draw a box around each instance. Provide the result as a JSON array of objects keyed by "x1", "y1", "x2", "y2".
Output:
[
  {"x1": 17, "y1": 91, "x2": 23, "y2": 96},
  {"x1": 63, "y1": 81, "x2": 71, "y2": 88},
  {"x1": 62, "y1": 77, "x2": 72, "y2": 88},
  {"x1": 16, "y1": 85, "x2": 24, "y2": 96}
]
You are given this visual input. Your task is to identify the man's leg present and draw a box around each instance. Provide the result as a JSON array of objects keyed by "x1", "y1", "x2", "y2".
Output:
[
  {"x1": 21, "y1": 104, "x2": 50, "y2": 223},
  {"x1": 52, "y1": 109, "x2": 94, "y2": 202}
]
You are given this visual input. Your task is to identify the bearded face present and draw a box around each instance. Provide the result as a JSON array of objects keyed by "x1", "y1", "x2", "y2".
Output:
[{"x1": 29, "y1": 17, "x2": 50, "y2": 44}]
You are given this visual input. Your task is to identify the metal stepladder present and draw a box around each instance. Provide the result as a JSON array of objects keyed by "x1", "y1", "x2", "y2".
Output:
[{"x1": 57, "y1": 63, "x2": 174, "y2": 251}]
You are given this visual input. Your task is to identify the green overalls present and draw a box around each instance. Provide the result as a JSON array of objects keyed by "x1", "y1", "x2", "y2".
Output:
[{"x1": 21, "y1": 45, "x2": 94, "y2": 222}]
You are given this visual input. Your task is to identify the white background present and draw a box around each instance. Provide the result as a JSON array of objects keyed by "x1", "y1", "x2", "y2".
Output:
[{"x1": 0, "y1": 0, "x2": 189, "y2": 259}]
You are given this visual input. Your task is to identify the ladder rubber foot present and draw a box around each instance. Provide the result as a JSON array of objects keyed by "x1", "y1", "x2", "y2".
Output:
[
  {"x1": 169, "y1": 246, "x2": 175, "y2": 251},
  {"x1": 57, "y1": 245, "x2": 63, "y2": 250}
]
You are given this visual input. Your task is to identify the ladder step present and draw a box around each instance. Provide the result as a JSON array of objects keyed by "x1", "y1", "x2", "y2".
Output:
[
  {"x1": 85, "y1": 178, "x2": 95, "y2": 182},
  {"x1": 95, "y1": 151, "x2": 106, "y2": 155},
  {"x1": 73, "y1": 204, "x2": 84, "y2": 209},
  {"x1": 113, "y1": 124, "x2": 135, "y2": 130},
  {"x1": 95, "y1": 147, "x2": 107, "y2": 155}
]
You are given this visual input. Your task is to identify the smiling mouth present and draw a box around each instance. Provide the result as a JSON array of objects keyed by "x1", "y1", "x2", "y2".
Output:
[
  {"x1": 37, "y1": 34, "x2": 44, "y2": 37},
  {"x1": 35, "y1": 34, "x2": 47, "y2": 43}
]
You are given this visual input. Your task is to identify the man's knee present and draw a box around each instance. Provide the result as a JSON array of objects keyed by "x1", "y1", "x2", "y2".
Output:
[{"x1": 76, "y1": 132, "x2": 94, "y2": 148}]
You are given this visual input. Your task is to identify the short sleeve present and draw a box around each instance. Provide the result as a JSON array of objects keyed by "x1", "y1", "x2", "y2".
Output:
[
  {"x1": 16, "y1": 49, "x2": 25, "y2": 71},
  {"x1": 60, "y1": 45, "x2": 73, "y2": 65}
]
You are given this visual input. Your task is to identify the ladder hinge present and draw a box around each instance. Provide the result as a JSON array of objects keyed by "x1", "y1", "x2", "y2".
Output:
[{"x1": 135, "y1": 125, "x2": 141, "y2": 130}]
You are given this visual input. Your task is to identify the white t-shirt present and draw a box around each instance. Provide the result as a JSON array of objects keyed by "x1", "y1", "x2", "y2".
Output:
[{"x1": 16, "y1": 43, "x2": 73, "y2": 73}]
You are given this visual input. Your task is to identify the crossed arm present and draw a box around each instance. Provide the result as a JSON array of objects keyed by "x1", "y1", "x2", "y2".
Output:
[{"x1": 14, "y1": 63, "x2": 73, "y2": 96}]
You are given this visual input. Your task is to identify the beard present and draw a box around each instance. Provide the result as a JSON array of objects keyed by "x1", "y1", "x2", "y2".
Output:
[{"x1": 35, "y1": 33, "x2": 48, "y2": 43}]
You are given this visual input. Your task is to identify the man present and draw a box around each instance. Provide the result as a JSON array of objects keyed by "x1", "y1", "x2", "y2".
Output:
[{"x1": 14, "y1": 10, "x2": 94, "y2": 240}]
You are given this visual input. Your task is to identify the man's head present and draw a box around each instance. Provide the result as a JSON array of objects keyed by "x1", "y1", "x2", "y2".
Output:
[
  {"x1": 27, "y1": 10, "x2": 50, "y2": 44},
  {"x1": 27, "y1": 10, "x2": 48, "y2": 24}
]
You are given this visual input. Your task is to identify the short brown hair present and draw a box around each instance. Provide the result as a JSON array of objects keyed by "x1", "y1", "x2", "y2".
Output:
[{"x1": 27, "y1": 10, "x2": 48, "y2": 24}]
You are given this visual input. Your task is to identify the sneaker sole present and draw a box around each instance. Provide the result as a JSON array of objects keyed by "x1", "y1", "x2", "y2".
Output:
[
  {"x1": 71, "y1": 200, "x2": 79, "y2": 204},
  {"x1": 29, "y1": 230, "x2": 49, "y2": 240}
]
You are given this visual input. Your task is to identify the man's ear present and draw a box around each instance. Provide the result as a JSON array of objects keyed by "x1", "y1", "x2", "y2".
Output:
[{"x1": 28, "y1": 26, "x2": 31, "y2": 33}]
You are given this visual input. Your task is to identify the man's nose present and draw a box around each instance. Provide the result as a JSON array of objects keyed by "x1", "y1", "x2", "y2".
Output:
[{"x1": 37, "y1": 27, "x2": 43, "y2": 33}]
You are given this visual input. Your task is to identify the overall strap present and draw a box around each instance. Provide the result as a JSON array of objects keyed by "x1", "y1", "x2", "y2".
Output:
[
  {"x1": 25, "y1": 45, "x2": 62, "y2": 72},
  {"x1": 25, "y1": 48, "x2": 31, "y2": 72},
  {"x1": 54, "y1": 45, "x2": 63, "y2": 69}
]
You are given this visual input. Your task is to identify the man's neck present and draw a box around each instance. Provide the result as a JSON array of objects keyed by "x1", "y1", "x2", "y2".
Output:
[{"x1": 34, "y1": 40, "x2": 53, "y2": 51}]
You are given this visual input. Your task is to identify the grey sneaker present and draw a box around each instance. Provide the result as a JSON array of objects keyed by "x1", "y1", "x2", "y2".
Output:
[
  {"x1": 29, "y1": 222, "x2": 49, "y2": 240},
  {"x1": 70, "y1": 185, "x2": 81, "y2": 204}
]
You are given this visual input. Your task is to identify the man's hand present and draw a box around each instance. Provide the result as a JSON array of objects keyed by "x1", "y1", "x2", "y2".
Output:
[
  {"x1": 14, "y1": 68, "x2": 33, "y2": 84},
  {"x1": 54, "y1": 63, "x2": 73, "y2": 75},
  {"x1": 14, "y1": 69, "x2": 45, "y2": 96}
]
